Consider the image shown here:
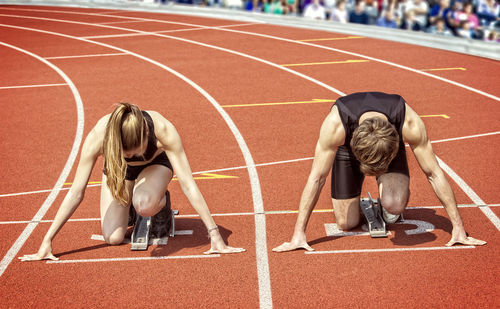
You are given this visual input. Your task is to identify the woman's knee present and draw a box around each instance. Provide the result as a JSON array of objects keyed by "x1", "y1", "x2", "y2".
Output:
[
  {"x1": 132, "y1": 192, "x2": 160, "y2": 217},
  {"x1": 103, "y1": 230, "x2": 125, "y2": 245}
]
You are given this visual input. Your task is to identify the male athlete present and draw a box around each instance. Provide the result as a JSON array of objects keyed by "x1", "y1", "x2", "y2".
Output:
[{"x1": 273, "y1": 92, "x2": 486, "y2": 252}]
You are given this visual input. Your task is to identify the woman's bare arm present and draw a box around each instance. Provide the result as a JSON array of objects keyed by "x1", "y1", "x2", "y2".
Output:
[
  {"x1": 152, "y1": 112, "x2": 245, "y2": 254},
  {"x1": 19, "y1": 119, "x2": 105, "y2": 261}
]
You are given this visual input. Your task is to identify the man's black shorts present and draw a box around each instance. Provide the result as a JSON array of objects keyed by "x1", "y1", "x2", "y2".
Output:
[
  {"x1": 331, "y1": 142, "x2": 409, "y2": 199},
  {"x1": 125, "y1": 152, "x2": 173, "y2": 181}
]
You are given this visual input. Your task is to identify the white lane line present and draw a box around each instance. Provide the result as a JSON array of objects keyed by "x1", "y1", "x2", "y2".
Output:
[
  {"x1": 305, "y1": 245, "x2": 476, "y2": 255},
  {"x1": 0, "y1": 184, "x2": 101, "y2": 198},
  {"x1": 4, "y1": 7, "x2": 497, "y2": 102},
  {"x1": 46, "y1": 254, "x2": 220, "y2": 264},
  {"x1": 2, "y1": 128, "x2": 500, "y2": 198},
  {"x1": 0, "y1": 42, "x2": 84, "y2": 278},
  {"x1": 81, "y1": 23, "x2": 260, "y2": 39},
  {"x1": 0, "y1": 20, "x2": 272, "y2": 308},
  {"x1": 0, "y1": 12, "x2": 345, "y2": 99},
  {"x1": 2, "y1": 129, "x2": 500, "y2": 198},
  {"x1": 81, "y1": 20, "x2": 255, "y2": 39},
  {"x1": 430, "y1": 131, "x2": 500, "y2": 144},
  {"x1": 80, "y1": 27, "x2": 206, "y2": 39},
  {"x1": 93, "y1": 10, "x2": 125, "y2": 15},
  {"x1": 215, "y1": 28, "x2": 500, "y2": 102},
  {"x1": 0, "y1": 83, "x2": 67, "y2": 90},
  {"x1": 97, "y1": 19, "x2": 148, "y2": 25},
  {"x1": 436, "y1": 157, "x2": 500, "y2": 231},
  {"x1": 44, "y1": 52, "x2": 128, "y2": 59},
  {"x1": 0, "y1": 218, "x2": 101, "y2": 225},
  {"x1": 1, "y1": 204, "x2": 498, "y2": 225}
]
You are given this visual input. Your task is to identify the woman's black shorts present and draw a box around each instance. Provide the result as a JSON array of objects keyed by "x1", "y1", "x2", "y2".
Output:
[
  {"x1": 331, "y1": 143, "x2": 409, "y2": 199},
  {"x1": 125, "y1": 152, "x2": 173, "y2": 181}
]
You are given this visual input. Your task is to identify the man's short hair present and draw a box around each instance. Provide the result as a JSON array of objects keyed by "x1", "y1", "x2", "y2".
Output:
[{"x1": 350, "y1": 117, "x2": 399, "y2": 176}]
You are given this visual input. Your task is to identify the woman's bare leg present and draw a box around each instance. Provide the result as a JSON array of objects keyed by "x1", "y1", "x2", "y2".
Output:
[
  {"x1": 132, "y1": 165, "x2": 173, "y2": 217},
  {"x1": 100, "y1": 174, "x2": 134, "y2": 245}
]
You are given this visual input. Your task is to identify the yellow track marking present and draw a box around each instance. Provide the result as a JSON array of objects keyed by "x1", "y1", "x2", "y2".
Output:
[
  {"x1": 298, "y1": 36, "x2": 364, "y2": 42},
  {"x1": 178, "y1": 173, "x2": 238, "y2": 180},
  {"x1": 63, "y1": 173, "x2": 237, "y2": 186},
  {"x1": 222, "y1": 98, "x2": 335, "y2": 108},
  {"x1": 281, "y1": 59, "x2": 369, "y2": 67},
  {"x1": 63, "y1": 181, "x2": 102, "y2": 185},
  {"x1": 420, "y1": 114, "x2": 450, "y2": 119},
  {"x1": 420, "y1": 67, "x2": 466, "y2": 72}
]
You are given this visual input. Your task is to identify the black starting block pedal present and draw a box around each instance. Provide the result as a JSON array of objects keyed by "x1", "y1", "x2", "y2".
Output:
[
  {"x1": 360, "y1": 193, "x2": 388, "y2": 238},
  {"x1": 131, "y1": 215, "x2": 151, "y2": 251}
]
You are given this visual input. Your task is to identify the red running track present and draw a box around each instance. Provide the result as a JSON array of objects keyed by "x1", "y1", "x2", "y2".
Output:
[{"x1": 0, "y1": 4, "x2": 499, "y2": 308}]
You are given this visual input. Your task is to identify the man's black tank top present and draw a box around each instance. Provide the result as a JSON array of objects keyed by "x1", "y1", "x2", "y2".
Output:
[
  {"x1": 125, "y1": 111, "x2": 158, "y2": 163},
  {"x1": 335, "y1": 92, "x2": 406, "y2": 148}
]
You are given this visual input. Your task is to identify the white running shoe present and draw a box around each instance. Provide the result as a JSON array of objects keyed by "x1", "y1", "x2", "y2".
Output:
[{"x1": 382, "y1": 207, "x2": 400, "y2": 224}]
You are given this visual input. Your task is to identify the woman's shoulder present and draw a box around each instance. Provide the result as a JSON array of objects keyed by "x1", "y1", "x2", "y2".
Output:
[
  {"x1": 145, "y1": 111, "x2": 177, "y2": 140},
  {"x1": 146, "y1": 111, "x2": 174, "y2": 129},
  {"x1": 93, "y1": 114, "x2": 112, "y2": 134}
]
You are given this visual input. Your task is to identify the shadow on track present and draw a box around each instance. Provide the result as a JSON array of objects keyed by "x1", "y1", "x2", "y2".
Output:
[{"x1": 150, "y1": 218, "x2": 234, "y2": 256}]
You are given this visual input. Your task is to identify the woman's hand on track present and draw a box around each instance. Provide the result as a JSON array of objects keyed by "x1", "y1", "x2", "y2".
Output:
[
  {"x1": 18, "y1": 241, "x2": 59, "y2": 262},
  {"x1": 204, "y1": 245, "x2": 246, "y2": 255},
  {"x1": 204, "y1": 232, "x2": 246, "y2": 255}
]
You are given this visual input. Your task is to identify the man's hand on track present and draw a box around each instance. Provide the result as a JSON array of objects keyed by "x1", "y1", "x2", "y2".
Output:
[{"x1": 445, "y1": 235, "x2": 486, "y2": 247}]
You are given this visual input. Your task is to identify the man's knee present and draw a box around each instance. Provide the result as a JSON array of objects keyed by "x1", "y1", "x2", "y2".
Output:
[
  {"x1": 336, "y1": 215, "x2": 360, "y2": 231},
  {"x1": 380, "y1": 193, "x2": 408, "y2": 215}
]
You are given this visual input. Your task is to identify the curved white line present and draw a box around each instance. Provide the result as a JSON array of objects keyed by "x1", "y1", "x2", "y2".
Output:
[
  {"x1": 0, "y1": 22, "x2": 272, "y2": 306},
  {"x1": 3, "y1": 7, "x2": 497, "y2": 101},
  {"x1": 220, "y1": 28, "x2": 500, "y2": 102},
  {"x1": 0, "y1": 13, "x2": 345, "y2": 97},
  {"x1": 2, "y1": 130, "x2": 499, "y2": 198},
  {"x1": 0, "y1": 42, "x2": 84, "y2": 277}
]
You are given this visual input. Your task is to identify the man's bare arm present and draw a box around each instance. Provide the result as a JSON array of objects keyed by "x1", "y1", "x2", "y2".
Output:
[
  {"x1": 273, "y1": 106, "x2": 345, "y2": 252},
  {"x1": 403, "y1": 105, "x2": 486, "y2": 246}
]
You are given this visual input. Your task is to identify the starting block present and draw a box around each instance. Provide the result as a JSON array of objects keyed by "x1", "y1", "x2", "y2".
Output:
[
  {"x1": 130, "y1": 209, "x2": 179, "y2": 251},
  {"x1": 131, "y1": 215, "x2": 151, "y2": 251},
  {"x1": 359, "y1": 193, "x2": 388, "y2": 238}
]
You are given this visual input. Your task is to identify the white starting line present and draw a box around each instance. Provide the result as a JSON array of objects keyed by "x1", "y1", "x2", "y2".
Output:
[
  {"x1": 305, "y1": 245, "x2": 476, "y2": 255},
  {"x1": 46, "y1": 254, "x2": 220, "y2": 264}
]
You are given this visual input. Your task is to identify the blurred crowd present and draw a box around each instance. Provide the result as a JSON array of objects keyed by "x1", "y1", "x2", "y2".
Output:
[{"x1": 156, "y1": 0, "x2": 500, "y2": 42}]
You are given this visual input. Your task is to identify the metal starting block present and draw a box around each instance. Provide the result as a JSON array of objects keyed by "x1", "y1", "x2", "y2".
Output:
[
  {"x1": 360, "y1": 193, "x2": 388, "y2": 238},
  {"x1": 170, "y1": 210, "x2": 179, "y2": 237},
  {"x1": 130, "y1": 210, "x2": 179, "y2": 251},
  {"x1": 131, "y1": 215, "x2": 151, "y2": 251}
]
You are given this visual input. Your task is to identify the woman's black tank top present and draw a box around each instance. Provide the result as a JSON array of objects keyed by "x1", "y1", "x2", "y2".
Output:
[{"x1": 125, "y1": 111, "x2": 158, "y2": 163}]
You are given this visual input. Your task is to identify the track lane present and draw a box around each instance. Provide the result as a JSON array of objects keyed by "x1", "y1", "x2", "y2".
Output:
[{"x1": 0, "y1": 40, "x2": 84, "y2": 281}]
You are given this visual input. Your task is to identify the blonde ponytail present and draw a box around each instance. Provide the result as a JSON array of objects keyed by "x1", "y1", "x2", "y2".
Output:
[{"x1": 103, "y1": 103, "x2": 146, "y2": 205}]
